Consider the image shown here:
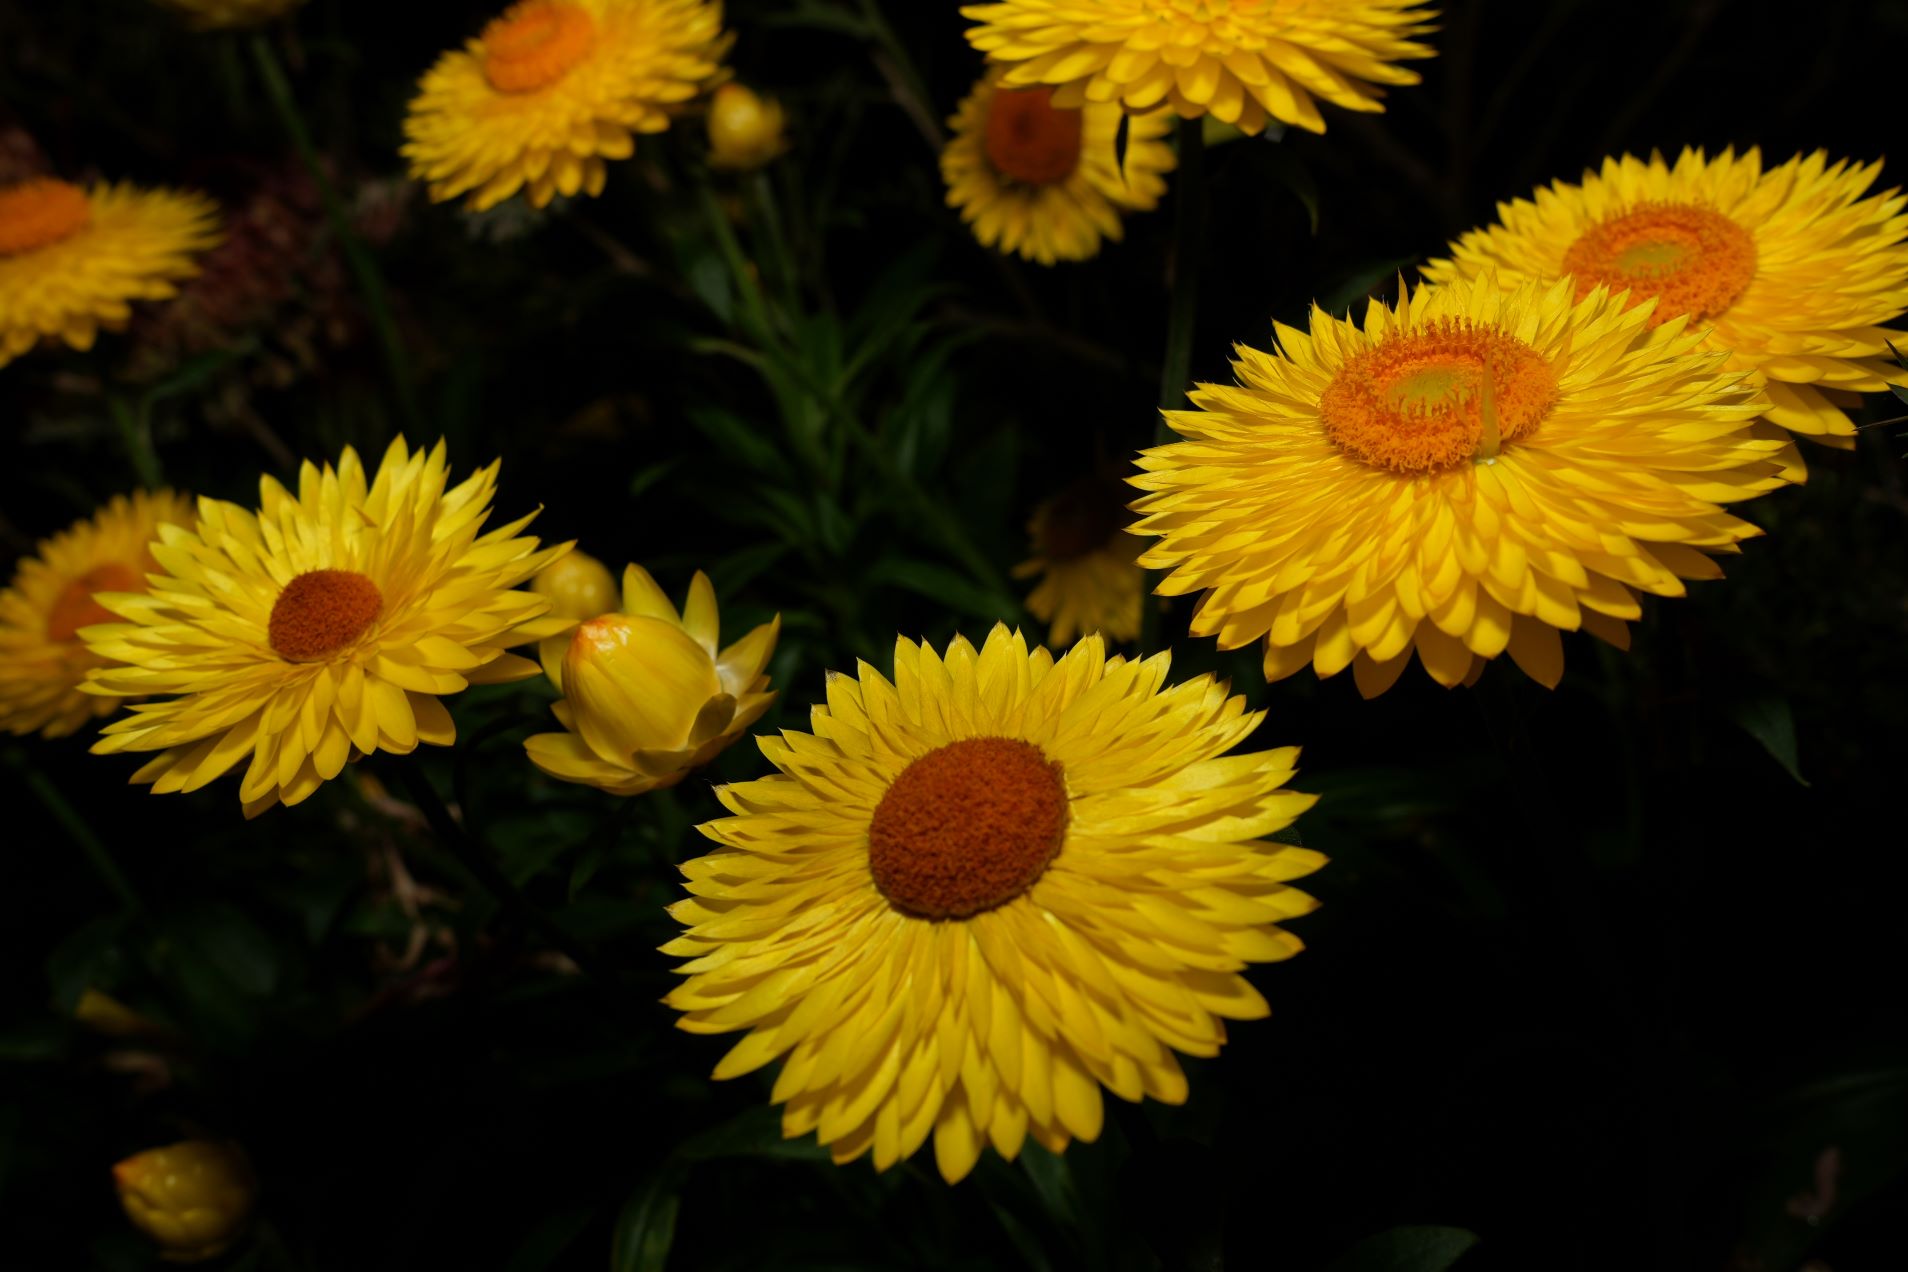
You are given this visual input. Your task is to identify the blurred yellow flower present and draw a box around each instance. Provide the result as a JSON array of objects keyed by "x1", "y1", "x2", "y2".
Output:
[
  {"x1": 84, "y1": 439, "x2": 571, "y2": 817},
  {"x1": 532, "y1": 548, "x2": 620, "y2": 620},
  {"x1": 1424, "y1": 148, "x2": 1908, "y2": 459},
  {"x1": 525, "y1": 564, "x2": 778, "y2": 796},
  {"x1": 963, "y1": 0, "x2": 1437, "y2": 136},
  {"x1": 664, "y1": 626, "x2": 1319, "y2": 1183},
  {"x1": 150, "y1": 0, "x2": 305, "y2": 28},
  {"x1": 707, "y1": 82, "x2": 787, "y2": 171},
  {"x1": 403, "y1": 0, "x2": 731, "y2": 212},
  {"x1": 0, "y1": 490, "x2": 196, "y2": 740},
  {"x1": 114, "y1": 1140, "x2": 255, "y2": 1263},
  {"x1": 1013, "y1": 473, "x2": 1144, "y2": 645},
  {"x1": 0, "y1": 178, "x2": 219, "y2": 369},
  {"x1": 1132, "y1": 274, "x2": 1795, "y2": 696},
  {"x1": 73, "y1": 988, "x2": 166, "y2": 1038},
  {"x1": 942, "y1": 64, "x2": 1175, "y2": 265}
]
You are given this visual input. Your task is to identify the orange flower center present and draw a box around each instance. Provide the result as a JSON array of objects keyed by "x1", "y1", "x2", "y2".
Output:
[
  {"x1": 481, "y1": 0, "x2": 598, "y2": 95},
  {"x1": 46, "y1": 562, "x2": 142, "y2": 642},
  {"x1": 1320, "y1": 320, "x2": 1558, "y2": 474},
  {"x1": 868, "y1": 737, "x2": 1069, "y2": 919},
  {"x1": 268, "y1": 569, "x2": 382, "y2": 662},
  {"x1": 1561, "y1": 202, "x2": 1756, "y2": 325},
  {"x1": 984, "y1": 87, "x2": 1084, "y2": 187},
  {"x1": 0, "y1": 179, "x2": 92, "y2": 256}
]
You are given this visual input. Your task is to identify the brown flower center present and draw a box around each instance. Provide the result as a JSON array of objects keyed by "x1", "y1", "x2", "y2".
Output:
[
  {"x1": 1319, "y1": 319, "x2": 1558, "y2": 474},
  {"x1": 46, "y1": 562, "x2": 142, "y2": 642},
  {"x1": 268, "y1": 569, "x2": 382, "y2": 662},
  {"x1": 0, "y1": 179, "x2": 91, "y2": 256},
  {"x1": 868, "y1": 737, "x2": 1068, "y2": 919},
  {"x1": 1561, "y1": 202, "x2": 1756, "y2": 325},
  {"x1": 984, "y1": 87, "x2": 1084, "y2": 187},
  {"x1": 1039, "y1": 474, "x2": 1131, "y2": 562},
  {"x1": 481, "y1": 0, "x2": 598, "y2": 94}
]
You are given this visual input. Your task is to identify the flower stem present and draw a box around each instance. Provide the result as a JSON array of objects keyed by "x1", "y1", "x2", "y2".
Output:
[
  {"x1": 1157, "y1": 119, "x2": 1208, "y2": 426},
  {"x1": 250, "y1": 33, "x2": 420, "y2": 433},
  {"x1": 6, "y1": 747, "x2": 142, "y2": 914},
  {"x1": 1142, "y1": 121, "x2": 1209, "y2": 653},
  {"x1": 108, "y1": 396, "x2": 165, "y2": 490}
]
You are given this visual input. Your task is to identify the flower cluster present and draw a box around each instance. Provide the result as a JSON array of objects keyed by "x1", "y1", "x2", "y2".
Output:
[{"x1": 8, "y1": 0, "x2": 1908, "y2": 1224}]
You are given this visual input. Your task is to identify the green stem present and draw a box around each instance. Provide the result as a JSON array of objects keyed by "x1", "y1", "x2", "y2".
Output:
[
  {"x1": 1142, "y1": 120, "x2": 1208, "y2": 653},
  {"x1": 7, "y1": 748, "x2": 141, "y2": 913},
  {"x1": 250, "y1": 33, "x2": 420, "y2": 432},
  {"x1": 697, "y1": 184, "x2": 1018, "y2": 616},
  {"x1": 855, "y1": 0, "x2": 945, "y2": 152},
  {"x1": 697, "y1": 182, "x2": 778, "y2": 346},
  {"x1": 391, "y1": 764, "x2": 613, "y2": 987},
  {"x1": 107, "y1": 397, "x2": 164, "y2": 490},
  {"x1": 1156, "y1": 119, "x2": 1208, "y2": 425}
]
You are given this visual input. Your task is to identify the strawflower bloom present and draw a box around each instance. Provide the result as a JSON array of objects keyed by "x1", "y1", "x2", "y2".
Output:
[
  {"x1": 84, "y1": 438, "x2": 571, "y2": 817},
  {"x1": 963, "y1": 0, "x2": 1437, "y2": 136},
  {"x1": 0, "y1": 177, "x2": 219, "y2": 369},
  {"x1": 531, "y1": 547, "x2": 620, "y2": 620},
  {"x1": 942, "y1": 64, "x2": 1174, "y2": 265},
  {"x1": 525, "y1": 564, "x2": 778, "y2": 796},
  {"x1": 113, "y1": 1140, "x2": 256, "y2": 1263},
  {"x1": 1132, "y1": 274, "x2": 1794, "y2": 695},
  {"x1": 665, "y1": 626, "x2": 1320, "y2": 1183},
  {"x1": 1014, "y1": 472, "x2": 1145, "y2": 644},
  {"x1": 0, "y1": 490, "x2": 196, "y2": 739},
  {"x1": 1423, "y1": 148, "x2": 1908, "y2": 454},
  {"x1": 149, "y1": 0, "x2": 306, "y2": 27},
  {"x1": 403, "y1": 0, "x2": 731, "y2": 212},
  {"x1": 706, "y1": 82, "x2": 788, "y2": 171}
]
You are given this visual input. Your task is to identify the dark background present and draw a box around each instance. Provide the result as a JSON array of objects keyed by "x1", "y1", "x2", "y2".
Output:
[{"x1": 3, "y1": 1, "x2": 1906, "y2": 1269}]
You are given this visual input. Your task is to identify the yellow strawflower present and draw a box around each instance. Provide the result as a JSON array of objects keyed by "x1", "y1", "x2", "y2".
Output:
[
  {"x1": 1014, "y1": 473, "x2": 1144, "y2": 644},
  {"x1": 1, "y1": 178, "x2": 218, "y2": 369},
  {"x1": 113, "y1": 1141, "x2": 256, "y2": 1263},
  {"x1": 707, "y1": 82, "x2": 787, "y2": 171},
  {"x1": 84, "y1": 439, "x2": 571, "y2": 817},
  {"x1": 942, "y1": 64, "x2": 1175, "y2": 265},
  {"x1": 0, "y1": 490, "x2": 196, "y2": 739},
  {"x1": 665, "y1": 626, "x2": 1319, "y2": 1182},
  {"x1": 1423, "y1": 148, "x2": 1908, "y2": 458},
  {"x1": 525, "y1": 564, "x2": 778, "y2": 796},
  {"x1": 1132, "y1": 273, "x2": 1795, "y2": 695},
  {"x1": 531, "y1": 548, "x2": 620, "y2": 620},
  {"x1": 403, "y1": 0, "x2": 731, "y2": 212},
  {"x1": 963, "y1": 0, "x2": 1437, "y2": 136}
]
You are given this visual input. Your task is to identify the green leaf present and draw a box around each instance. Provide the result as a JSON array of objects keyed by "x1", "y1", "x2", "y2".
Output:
[
  {"x1": 1263, "y1": 145, "x2": 1321, "y2": 235},
  {"x1": 630, "y1": 458, "x2": 684, "y2": 500},
  {"x1": 678, "y1": 1105, "x2": 829, "y2": 1162},
  {"x1": 684, "y1": 405, "x2": 784, "y2": 477},
  {"x1": 1324, "y1": 1226, "x2": 1479, "y2": 1272},
  {"x1": 1885, "y1": 340, "x2": 1908, "y2": 407},
  {"x1": 503, "y1": 1203, "x2": 595, "y2": 1272},
  {"x1": 611, "y1": 1173, "x2": 682, "y2": 1272},
  {"x1": 1734, "y1": 696, "x2": 1810, "y2": 787},
  {"x1": 46, "y1": 916, "x2": 130, "y2": 1012},
  {"x1": 1318, "y1": 259, "x2": 1419, "y2": 318},
  {"x1": 865, "y1": 558, "x2": 1014, "y2": 624}
]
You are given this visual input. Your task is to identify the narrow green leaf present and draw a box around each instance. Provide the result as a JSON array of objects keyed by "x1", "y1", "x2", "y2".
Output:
[
  {"x1": 678, "y1": 1105, "x2": 829, "y2": 1162},
  {"x1": 502, "y1": 1203, "x2": 594, "y2": 1272},
  {"x1": 1885, "y1": 340, "x2": 1908, "y2": 407},
  {"x1": 1324, "y1": 1226, "x2": 1479, "y2": 1272},
  {"x1": 1734, "y1": 696, "x2": 1810, "y2": 787},
  {"x1": 611, "y1": 1173, "x2": 682, "y2": 1272}
]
